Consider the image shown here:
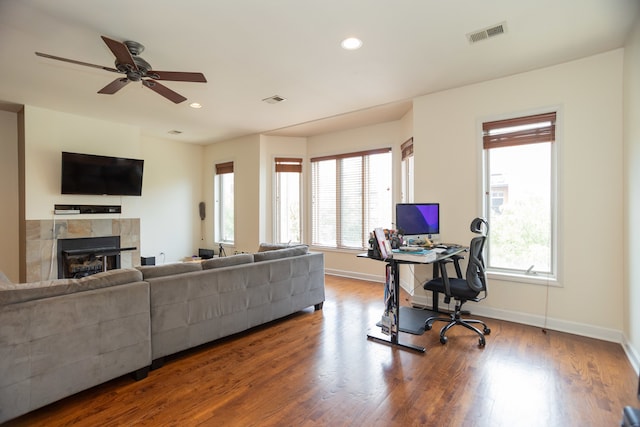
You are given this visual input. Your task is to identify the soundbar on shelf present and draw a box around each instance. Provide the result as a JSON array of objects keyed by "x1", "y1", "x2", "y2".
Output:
[{"x1": 54, "y1": 204, "x2": 122, "y2": 215}]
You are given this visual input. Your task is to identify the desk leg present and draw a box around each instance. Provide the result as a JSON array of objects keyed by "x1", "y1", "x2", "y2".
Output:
[{"x1": 367, "y1": 261, "x2": 425, "y2": 353}]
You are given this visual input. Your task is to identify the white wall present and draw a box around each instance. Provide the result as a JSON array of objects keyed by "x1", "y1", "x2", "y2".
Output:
[
  {"x1": 20, "y1": 106, "x2": 203, "y2": 264},
  {"x1": 623, "y1": 15, "x2": 640, "y2": 368},
  {"x1": 139, "y1": 134, "x2": 204, "y2": 263},
  {"x1": 412, "y1": 50, "x2": 625, "y2": 336},
  {"x1": 22, "y1": 106, "x2": 144, "y2": 219},
  {"x1": 203, "y1": 134, "x2": 261, "y2": 253},
  {"x1": 0, "y1": 110, "x2": 19, "y2": 281}
]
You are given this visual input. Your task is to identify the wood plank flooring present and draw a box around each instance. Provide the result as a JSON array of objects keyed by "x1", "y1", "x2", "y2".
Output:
[{"x1": 6, "y1": 275, "x2": 638, "y2": 426}]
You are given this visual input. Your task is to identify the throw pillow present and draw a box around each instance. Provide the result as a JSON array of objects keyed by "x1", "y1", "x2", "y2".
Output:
[
  {"x1": 137, "y1": 262, "x2": 203, "y2": 279},
  {"x1": 253, "y1": 245, "x2": 309, "y2": 262},
  {"x1": 201, "y1": 253, "x2": 254, "y2": 270},
  {"x1": 257, "y1": 242, "x2": 291, "y2": 252}
]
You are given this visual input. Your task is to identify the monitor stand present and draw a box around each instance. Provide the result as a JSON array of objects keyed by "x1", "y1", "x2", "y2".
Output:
[{"x1": 403, "y1": 234, "x2": 439, "y2": 246}]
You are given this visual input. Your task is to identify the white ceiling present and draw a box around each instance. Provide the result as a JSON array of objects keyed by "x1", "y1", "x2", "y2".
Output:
[{"x1": 0, "y1": 0, "x2": 638, "y2": 144}]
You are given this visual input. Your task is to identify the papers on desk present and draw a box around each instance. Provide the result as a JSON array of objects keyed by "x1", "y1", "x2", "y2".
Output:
[{"x1": 391, "y1": 248, "x2": 437, "y2": 263}]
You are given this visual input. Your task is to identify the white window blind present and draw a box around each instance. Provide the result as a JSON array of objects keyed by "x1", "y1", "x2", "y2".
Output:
[{"x1": 311, "y1": 148, "x2": 391, "y2": 250}]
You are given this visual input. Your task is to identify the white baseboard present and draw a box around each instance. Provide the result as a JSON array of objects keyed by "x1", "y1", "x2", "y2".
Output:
[
  {"x1": 324, "y1": 268, "x2": 384, "y2": 283},
  {"x1": 411, "y1": 292, "x2": 624, "y2": 343},
  {"x1": 326, "y1": 271, "x2": 639, "y2": 373}
]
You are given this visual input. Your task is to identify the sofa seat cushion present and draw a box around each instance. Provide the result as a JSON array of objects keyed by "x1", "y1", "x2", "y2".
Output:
[
  {"x1": 137, "y1": 262, "x2": 202, "y2": 279},
  {"x1": 0, "y1": 268, "x2": 144, "y2": 305},
  {"x1": 201, "y1": 253, "x2": 254, "y2": 270},
  {"x1": 253, "y1": 245, "x2": 309, "y2": 262}
]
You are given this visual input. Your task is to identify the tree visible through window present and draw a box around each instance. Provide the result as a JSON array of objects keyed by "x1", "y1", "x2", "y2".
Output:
[
  {"x1": 482, "y1": 112, "x2": 557, "y2": 277},
  {"x1": 311, "y1": 148, "x2": 392, "y2": 250}
]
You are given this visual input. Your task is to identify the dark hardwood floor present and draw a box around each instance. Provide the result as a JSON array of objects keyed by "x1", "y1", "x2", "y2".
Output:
[{"x1": 6, "y1": 275, "x2": 638, "y2": 426}]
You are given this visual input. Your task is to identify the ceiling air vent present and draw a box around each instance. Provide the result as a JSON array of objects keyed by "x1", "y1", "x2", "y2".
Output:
[
  {"x1": 467, "y1": 22, "x2": 507, "y2": 44},
  {"x1": 262, "y1": 95, "x2": 287, "y2": 104}
]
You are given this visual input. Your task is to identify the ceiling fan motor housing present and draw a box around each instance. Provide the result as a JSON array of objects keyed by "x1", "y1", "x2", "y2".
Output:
[{"x1": 116, "y1": 55, "x2": 152, "y2": 81}]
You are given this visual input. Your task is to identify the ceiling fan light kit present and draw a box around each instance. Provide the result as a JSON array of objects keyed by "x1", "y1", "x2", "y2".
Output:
[{"x1": 35, "y1": 35, "x2": 207, "y2": 104}]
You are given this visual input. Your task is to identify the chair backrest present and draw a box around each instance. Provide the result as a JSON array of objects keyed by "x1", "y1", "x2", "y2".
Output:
[{"x1": 465, "y1": 218, "x2": 488, "y2": 295}]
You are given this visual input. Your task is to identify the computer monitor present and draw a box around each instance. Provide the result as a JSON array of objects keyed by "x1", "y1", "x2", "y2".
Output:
[{"x1": 395, "y1": 203, "x2": 440, "y2": 243}]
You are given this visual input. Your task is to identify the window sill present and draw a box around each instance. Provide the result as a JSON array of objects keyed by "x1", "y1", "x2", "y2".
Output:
[{"x1": 487, "y1": 270, "x2": 560, "y2": 287}]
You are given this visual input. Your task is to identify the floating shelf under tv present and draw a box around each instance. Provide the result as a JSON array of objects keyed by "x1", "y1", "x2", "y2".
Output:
[{"x1": 54, "y1": 204, "x2": 121, "y2": 215}]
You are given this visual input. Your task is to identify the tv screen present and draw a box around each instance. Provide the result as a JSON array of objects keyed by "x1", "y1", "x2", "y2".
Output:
[
  {"x1": 61, "y1": 152, "x2": 144, "y2": 196},
  {"x1": 395, "y1": 203, "x2": 439, "y2": 236}
]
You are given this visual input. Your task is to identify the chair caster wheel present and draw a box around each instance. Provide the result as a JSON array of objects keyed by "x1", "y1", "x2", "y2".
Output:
[
  {"x1": 479, "y1": 338, "x2": 486, "y2": 348},
  {"x1": 426, "y1": 324, "x2": 433, "y2": 331},
  {"x1": 440, "y1": 336, "x2": 448, "y2": 345},
  {"x1": 483, "y1": 327, "x2": 491, "y2": 335}
]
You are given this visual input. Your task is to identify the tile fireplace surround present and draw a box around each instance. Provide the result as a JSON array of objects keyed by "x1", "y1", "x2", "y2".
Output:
[{"x1": 25, "y1": 218, "x2": 140, "y2": 282}]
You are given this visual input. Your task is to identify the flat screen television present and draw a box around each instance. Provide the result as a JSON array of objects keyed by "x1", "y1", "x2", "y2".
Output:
[
  {"x1": 395, "y1": 203, "x2": 439, "y2": 237},
  {"x1": 61, "y1": 152, "x2": 144, "y2": 196}
]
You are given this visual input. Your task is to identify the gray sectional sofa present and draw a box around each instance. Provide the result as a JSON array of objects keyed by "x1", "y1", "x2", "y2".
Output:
[
  {"x1": 138, "y1": 246, "x2": 325, "y2": 364},
  {"x1": 0, "y1": 245, "x2": 324, "y2": 423},
  {"x1": 0, "y1": 268, "x2": 151, "y2": 423}
]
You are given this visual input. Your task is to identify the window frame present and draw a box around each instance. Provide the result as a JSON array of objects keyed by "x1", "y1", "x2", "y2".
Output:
[
  {"x1": 310, "y1": 148, "x2": 392, "y2": 251},
  {"x1": 274, "y1": 157, "x2": 303, "y2": 244},
  {"x1": 214, "y1": 161, "x2": 235, "y2": 244},
  {"x1": 480, "y1": 109, "x2": 561, "y2": 285}
]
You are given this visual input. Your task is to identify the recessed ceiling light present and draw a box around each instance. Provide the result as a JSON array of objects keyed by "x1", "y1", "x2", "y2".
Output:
[
  {"x1": 189, "y1": 102, "x2": 202, "y2": 109},
  {"x1": 341, "y1": 37, "x2": 363, "y2": 50}
]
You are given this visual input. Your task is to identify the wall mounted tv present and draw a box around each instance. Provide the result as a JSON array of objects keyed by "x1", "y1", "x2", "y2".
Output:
[{"x1": 61, "y1": 152, "x2": 144, "y2": 196}]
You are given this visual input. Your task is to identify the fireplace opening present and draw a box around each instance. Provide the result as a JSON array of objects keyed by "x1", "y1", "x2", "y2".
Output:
[{"x1": 57, "y1": 236, "x2": 121, "y2": 279}]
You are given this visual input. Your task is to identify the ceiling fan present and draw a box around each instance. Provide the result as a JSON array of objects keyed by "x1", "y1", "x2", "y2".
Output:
[{"x1": 35, "y1": 36, "x2": 207, "y2": 104}]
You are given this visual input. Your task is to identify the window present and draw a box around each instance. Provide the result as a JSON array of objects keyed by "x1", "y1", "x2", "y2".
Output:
[
  {"x1": 311, "y1": 148, "x2": 392, "y2": 250},
  {"x1": 274, "y1": 157, "x2": 302, "y2": 244},
  {"x1": 401, "y1": 138, "x2": 414, "y2": 203},
  {"x1": 215, "y1": 161, "x2": 234, "y2": 243},
  {"x1": 482, "y1": 112, "x2": 557, "y2": 278}
]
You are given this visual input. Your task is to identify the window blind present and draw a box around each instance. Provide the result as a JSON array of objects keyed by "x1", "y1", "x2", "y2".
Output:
[
  {"x1": 275, "y1": 157, "x2": 302, "y2": 173},
  {"x1": 483, "y1": 112, "x2": 556, "y2": 149},
  {"x1": 215, "y1": 161, "x2": 234, "y2": 175},
  {"x1": 401, "y1": 137, "x2": 413, "y2": 161},
  {"x1": 311, "y1": 148, "x2": 391, "y2": 249}
]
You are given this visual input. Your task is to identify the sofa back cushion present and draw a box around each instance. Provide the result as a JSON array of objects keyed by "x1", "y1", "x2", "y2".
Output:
[
  {"x1": 0, "y1": 268, "x2": 144, "y2": 305},
  {"x1": 201, "y1": 253, "x2": 254, "y2": 270},
  {"x1": 253, "y1": 245, "x2": 309, "y2": 262},
  {"x1": 257, "y1": 243, "x2": 307, "y2": 252},
  {"x1": 137, "y1": 262, "x2": 203, "y2": 279}
]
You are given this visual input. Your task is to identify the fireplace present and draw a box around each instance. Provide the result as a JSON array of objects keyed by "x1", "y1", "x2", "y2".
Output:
[{"x1": 57, "y1": 236, "x2": 122, "y2": 279}]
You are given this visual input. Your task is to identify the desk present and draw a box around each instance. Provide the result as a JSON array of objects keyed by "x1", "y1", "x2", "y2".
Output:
[{"x1": 359, "y1": 246, "x2": 467, "y2": 353}]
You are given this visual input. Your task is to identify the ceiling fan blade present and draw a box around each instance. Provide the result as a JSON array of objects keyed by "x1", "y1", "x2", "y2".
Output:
[
  {"x1": 148, "y1": 71, "x2": 207, "y2": 83},
  {"x1": 35, "y1": 52, "x2": 119, "y2": 73},
  {"x1": 101, "y1": 36, "x2": 137, "y2": 71},
  {"x1": 98, "y1": 78, "x2": 130, "y2": 94},
  {"x1": 142, "y1": 80, "x2": 187, "y2": 104}
]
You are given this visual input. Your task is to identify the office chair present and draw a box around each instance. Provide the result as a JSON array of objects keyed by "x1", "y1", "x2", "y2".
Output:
[{"x1": 424, "y1": 217, "x2": 491, "y2": 347}]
